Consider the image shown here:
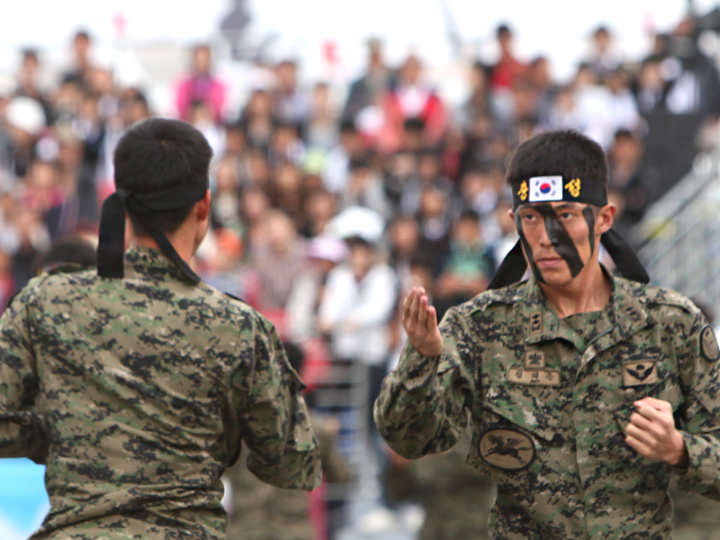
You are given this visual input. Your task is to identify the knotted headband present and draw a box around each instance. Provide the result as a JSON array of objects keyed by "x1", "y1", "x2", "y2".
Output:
[
  {"x1": 97, "y1": 182, "x2": 208, "y2": 284},
  {"x1": 488, "y1": 175, "x2": 649, "y2": 288}
]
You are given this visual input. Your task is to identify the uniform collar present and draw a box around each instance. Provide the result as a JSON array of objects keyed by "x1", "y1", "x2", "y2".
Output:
[
  {"x1": 123, "y1": 246, "x2": 193, "y2": 283},
  {"x1": 517, "y1": 266, "x2": 648, "y2": 347}
]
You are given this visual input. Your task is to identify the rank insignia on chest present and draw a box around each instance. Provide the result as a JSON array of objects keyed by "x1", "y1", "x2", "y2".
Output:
[
  {"x1": 524, "y1": 351, "x2": 545, "y2": 368},
  {"x1": 529, "y1": 311, "x2": 543, "y2": 338},
  {"x1": 479, "y1": 428, "x2": 535, "y2": 470},
  {"x1": 507, "y1": 366, "x2": 560, "y2": 386},
  {"x1": 622, "y1": 360, "x2": 659, "y2": 387}
]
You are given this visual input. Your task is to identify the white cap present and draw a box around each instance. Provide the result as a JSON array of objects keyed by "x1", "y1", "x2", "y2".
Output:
[{"x1": 326, "y1": 206, "x2": 385, "y2": 245}]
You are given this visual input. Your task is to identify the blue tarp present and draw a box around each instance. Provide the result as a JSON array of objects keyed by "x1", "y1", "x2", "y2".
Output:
[{"x1": 0, "y1": 459, "x2": 48, "y2": 540}]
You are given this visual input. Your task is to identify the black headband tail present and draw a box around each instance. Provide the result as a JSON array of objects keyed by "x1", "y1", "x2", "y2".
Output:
[
  {"x1": 97, "y1": 184, "x2": 207, "y2": 284},
  {"x1": 147, "y1": 228, "x2": 201, "y2": 285},
  {"x1": 487, "y1": 240, "x2": 526, "y2": 289},
  {"x1": 97, "y1": 190, "x2": 128, "y2": 279},
  {"x1": 487, "y1": 229, "x2": 650, "y2": 289},
  {"x1": 600, "y1": 229, "x2": 650, "y2": 284}
]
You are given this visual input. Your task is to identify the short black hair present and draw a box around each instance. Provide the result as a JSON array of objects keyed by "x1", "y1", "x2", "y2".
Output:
[
  {"x1": 457, "y1": 208, "x2": 481, "y2": 223},
  {"x1": 505, "y1": 130, "x2": 608, "y2": 191},
  {"x1": 113, "y1": 118, "x2": 212, "y2": 235},
  {"x1": 496, "y1": 24, "x2": 512, "y2": 39}
]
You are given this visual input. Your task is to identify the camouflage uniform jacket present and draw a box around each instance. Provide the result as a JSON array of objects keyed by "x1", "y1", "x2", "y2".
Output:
[
  {"x1": 0, "y1": 247, "x2": 321, "y2": 539},
  {"x1": 374, "y1": 273, "x2": 720, "y2": 539}
]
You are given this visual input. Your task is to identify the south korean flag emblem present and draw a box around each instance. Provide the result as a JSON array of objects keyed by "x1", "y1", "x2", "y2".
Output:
[{"x1": 529, "y1": 176, "x2": 563, "y2": 202}]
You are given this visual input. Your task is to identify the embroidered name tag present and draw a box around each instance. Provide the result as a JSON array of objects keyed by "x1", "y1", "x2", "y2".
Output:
[
  {"x1": 507, "y1": 366, "x2": 560, "y2": 386},
  {"x1": 622, "y1": 360, "x2": 659, "y2": 386},
  {"x1": 479, "y1": 428, "x2": 535, "y2": 470}
]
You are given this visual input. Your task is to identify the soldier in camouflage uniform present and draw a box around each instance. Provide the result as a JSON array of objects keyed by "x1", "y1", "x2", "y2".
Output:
[
  {"x1": 0, "y1": 118, "x2": 321, "y2": 539},
  {"x1": 374, "y1": 130, "x2": 720, "y2": 539}
]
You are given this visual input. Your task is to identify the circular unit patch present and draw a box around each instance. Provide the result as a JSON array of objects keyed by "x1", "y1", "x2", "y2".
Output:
[
  {"x1": 701, "y1": 325, "x2": 720, "y2": 362},
  {"x1": 479, "y1": 428, "x2": 535, "y2": 471}
]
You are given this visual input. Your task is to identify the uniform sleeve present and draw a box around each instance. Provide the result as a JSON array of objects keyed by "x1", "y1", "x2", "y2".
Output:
[
  {"x1": 373, "y1": 305, "x2": 475, "y2": 459},
  {"x1": 233, "y1": 315, "x2": 321, "y2": 490},
  {"x1": 673, "y1": 310, "x2": 720, "y2": 498},
  {"x1": 0, "y1": 286, "x2": 46, "y2": 463}
]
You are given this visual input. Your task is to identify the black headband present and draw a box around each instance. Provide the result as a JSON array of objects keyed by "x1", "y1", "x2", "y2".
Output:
[
  {"x1": 97, "y1": 182, "x2": 208, "y2": 284},
  {"x1": 511, "y1": 175, "x2": 607, "y2": 210}
]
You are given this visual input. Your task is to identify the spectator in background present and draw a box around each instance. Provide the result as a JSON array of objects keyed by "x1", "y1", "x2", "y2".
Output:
[
  {"x1": 634, "y1": 56, "x2": 666, "y2": 114},
  {"x1": 175, "y1": 43, "x2": 227, "y2": 124},
  {"x1": 607, "y1": 128, "x2": 648, "y2": 236},
  {"x1": 304, "y1": 82, "x2": 338, "y2": 151},
  {"x1": 273, "y1": 59, "x2": 310, "y2": 125},
  {"x1": 245, "y1": 209, "x2": 305, "y2": 335},
  {"x1": 585, "y1": 25, "x2": 622, "y2": 80},
  {"x1": 343, "y1": 37, "x2": 393, "y2": 122},
  {"x1": 458, "y1": 163, "x2": 504, "y2": 219},
  {"x1": 434, "y1": 208, "x2": 495, "y2": 320},
  {"x1": 457, "y1": 61, "x2": 493, "y2": 131},
  {"x1": 237, "y1": 88, "x2": 275, "y2": 149},
  {"x1": 525, "y1": 55, "x2": 557, "y2": 124},
  {"x1": 287, "y1": 234, "x2": 348, "y2": 348},
  {"x1": 388, "y1": 215, "x2": 422, "y2": 286},
  {"x1": 209, "y1": 154, "x2": 243, "y2": 235},
  {"x1": 605, "y1": 67, "x2": 642, "y2": 136},
  {"x1": 323, "y1": 118, "x2": 367, "y2": 194},
  {"x1": 0, "y1": 250, "x2": 14, "y2": 312},
  {"x1": 238, "y1": 183, "x2": 271, "y2": 253},
  {"x1": 489, "y1": 23, "x2": 526, "y2": 92},
  {"x1": 380, "y1": 55, "x2": 448, "y2": 152},
  {"x1": 13, "y1": 49, "x2": 53, "y2": 126},
  {"x1": 300, "y1": 187, "x2": 338, "y2": 238},
  {"x1": 416, "y1": 185, "x2": 452, "y2": 275},
  {"x1": 60, "y1": 29, "x2": 94, "y2": 90},
  {"x1": 339, "y1": 157, "x2": 392, "y2": 220},
  {"x1": 318, "y1": 226, "x2": 397, "y2": 422},
  {"x1": 4, "y1": 95, "x2": 46, "y2": 178}
]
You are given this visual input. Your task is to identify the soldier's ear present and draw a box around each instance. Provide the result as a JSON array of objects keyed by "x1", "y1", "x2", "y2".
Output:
[
  {"x1": 596, "y1": 203, "x2": 616, "y2": 234},
  {"x1": 194, "y1": 190, "x2": 211, "y2": 221}
]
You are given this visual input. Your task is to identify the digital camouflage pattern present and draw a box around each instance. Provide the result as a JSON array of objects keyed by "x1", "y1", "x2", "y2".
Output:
[
  {"x1": 0, "y1": 247, "x2": 321, "y2": 539},
  {"x1": 374, "y1": 272, "x2": 720, "y2": 539},
  {"x1": 225, "y1": 415, "x2": 352, "y2": 540}
]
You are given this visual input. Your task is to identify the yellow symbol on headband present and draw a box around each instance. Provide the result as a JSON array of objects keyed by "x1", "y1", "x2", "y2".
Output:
[
  {"x1": 565, "y1": 178, "x2": 581, "y2": 198},
  {"x1": 517, "y1": 180, "x2": 528, "y2": 201}
]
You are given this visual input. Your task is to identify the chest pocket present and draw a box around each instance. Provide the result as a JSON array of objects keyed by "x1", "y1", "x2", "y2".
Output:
[
  {"x1": 612, "y1": 356, "x2": 682, "y2": 433},
  {"x1": 468, "y1": 370, "x2": 567, "y2": 472}
]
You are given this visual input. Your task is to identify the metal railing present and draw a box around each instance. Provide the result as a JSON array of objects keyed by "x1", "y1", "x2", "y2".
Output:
[{"x1": 635, "y1": 145, "x2": 720, "y2": 306}]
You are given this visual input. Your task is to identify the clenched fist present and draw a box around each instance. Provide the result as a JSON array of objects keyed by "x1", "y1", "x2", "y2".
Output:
[{"x1": 625, "y1": 396, "x2": 687, "y2": 466}]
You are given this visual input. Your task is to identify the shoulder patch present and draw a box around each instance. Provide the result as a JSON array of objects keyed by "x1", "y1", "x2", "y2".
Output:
[{"x1": 700, "y1": 325, "x2": 720, "y2": 362}]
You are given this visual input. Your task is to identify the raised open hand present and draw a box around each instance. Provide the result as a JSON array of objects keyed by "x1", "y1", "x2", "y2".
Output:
[{"x1": 402, "y1": 286, "x2": 443, "y2": 357}]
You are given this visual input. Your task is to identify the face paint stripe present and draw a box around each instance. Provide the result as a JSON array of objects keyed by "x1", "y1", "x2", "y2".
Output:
[
  {"x1": 582, "y1": 206, "x2": 596, "y2": 256},
  {"x1": 516, "y1": 213, "x2": 544, "y2": 283},
  {"x1": 533, "y1": 204, "x2": 584, "y2": 277}
]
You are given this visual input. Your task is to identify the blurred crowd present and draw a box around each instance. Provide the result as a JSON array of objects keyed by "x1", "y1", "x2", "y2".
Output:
[{"x1": 2, "y1": 13, "x2": 720, "y2": 540}]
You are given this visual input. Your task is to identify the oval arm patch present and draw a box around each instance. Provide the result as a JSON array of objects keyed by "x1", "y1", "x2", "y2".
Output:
[{"x1": 701, "y1": 325, "x2": 720, "y2": 362}]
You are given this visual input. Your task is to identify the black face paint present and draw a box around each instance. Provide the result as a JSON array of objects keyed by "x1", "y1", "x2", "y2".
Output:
[
  {"x1": 517, "y1": 203, "x2": 585, "y2": 281},
  {"x1": 533, "y1": 204, "x2": 584, "y2": 277},
  {"x1": 515, "y1": 213, "x2": 544, "y2": 283},
  {"x1": 582, "y1": 206, "x2": 596, "y2": 256}
]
